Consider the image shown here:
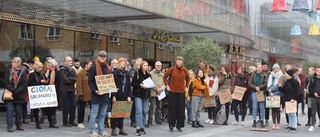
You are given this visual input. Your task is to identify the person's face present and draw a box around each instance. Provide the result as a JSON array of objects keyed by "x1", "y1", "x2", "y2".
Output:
[
  {"x1": 273, "y1": 67, "x2": 279, "y2": 73},
  {"x1": 98, "y1": 54, "x2": 107, "y2": 62},
  {"x1": 85, "y1": 62, "x2": 92, "y2": 70},
  {"x1": 47, "y1": 62, "x2": 52, "y2": 69},
  {"x1": 65, "y1": 57, "x2": 73, "y2": 67},
  {"x1": 148, "y1": 66, "x2": 153, "y2": 71},
  {"x1": 155, "y1": 64, "x2": 162, "y2": 71},
  {"x1": 221, "y1": 67, "x2": 226, "y2": 73},
  {"x1": 262, "y1": 65, "x2": 268, "y2": 71},
  {"x1": 176, "y1": 59, "x2": 183, "y2": 67},
  {"x1": 142, "y1": 63, "x2": 148, "y2": 71},
  {"x1": 238, "y1": 67, "x2": 242, "y2": 74},
  {"x1": 28, "y1": 63, "x2": 33, "y2": 70},
  {"x1": 112, "y1": 61, "x2": 118, "y2": 68},
  {"x1": 189, "y1": 72, "x2": 195, "y2": 79},
  {"x1": 22, "y1": 66, "x2": 27, "y2": 70},
  {"x1": 316, "y1": 68, "x2": 320, "y2": 76},
  {"x1": 11, "y1": 60, "x2": 19, "y2": 68},
  {"x1": 198, "y1": 70, "x2": 204, "y2": 78},
  {"x1": 285, "y1": 65, "x2": 292, "y2": 71},
  {"x1": 256, "y1": 65, "x2": 263, "y2": 73},
  {"x1": 309, "y1": 69, "x2": 315, "y2": 76},
  {"x1": 161, "y1": 68, "x2": 166, "y2": 73},
  {"x1": 199, "y1": 62, "x2": 205, "y2": 69},
  {"x1": 119, "y1": 61, "x2": 126, "y2": 68},
  {"x1": 35, "y1": 65, "x2": 43, "y2": 72},
  {"x1": 74, "y1": 61, "x2": 80, "y2": 67},
  {"x1": 298, "y1": 68, "x2": 303, "y2": 75}
]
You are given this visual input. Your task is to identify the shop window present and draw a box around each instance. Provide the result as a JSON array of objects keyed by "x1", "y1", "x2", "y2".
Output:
[
  {"x1": 47, "y1": 27, "x2": 61, "y2": 41},
  {"x1": 91, "y1": 33, "x2": 101, "y2": 42},
  {"x1": 169, "y1": 45, "x2": 175, "y2": 52},
  {"x1": 129, "y1": 39, "x2": 134, "y2": 45},
  {"x1": 18, "y1": 23, "x2": 33, "y2": 40},
  {"x1": 110, "y1": 36, "x2": 119, "y2": 43},
  {"x1": 157, "y1": 43, "x2": 163, "y2": 49}
]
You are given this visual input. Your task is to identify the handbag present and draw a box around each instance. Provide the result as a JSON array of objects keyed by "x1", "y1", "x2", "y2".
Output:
[{"x1": 3, "y1": 89, "x2": 13, "y2": 100}]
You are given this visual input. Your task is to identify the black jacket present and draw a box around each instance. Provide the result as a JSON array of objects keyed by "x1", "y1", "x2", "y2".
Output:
[
  {"x1": 88, "y1": 64, "x2": 111, "y2": 104},
  {"x1": 131, "y1": 69, "x2": 151, "y2": 98},
  {"x1": 112, "y1": 68, "x2": 132, "y2": 100},
  {"x1": 279, "y1": 78, "x2": 300, "y2": 102},
  {"x1": 28, "y1": 71, "x2": 48, "y2": 86},
  {"x1": 4, "y1": 68, "x2": 28, "y2": 103},
  {"x1": 58, "y1": 65, "x2": 77, "y2": 92},
  {"x1": 309, "y1": 75, "x2": 320, "y2": 99}
]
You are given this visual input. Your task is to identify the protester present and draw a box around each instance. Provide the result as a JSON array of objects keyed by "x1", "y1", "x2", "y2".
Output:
[
  {"x1": 298, "y1": 68, "x2": 306, "y2": 115},
  {"x1": 191, "y1": 70, "x2": 208, "y2": 128},
  {"x1": 198, "y1": 60, "x2": 209, "y2": 76},
  {"x1": 279, "y1": 70, "x2": 299, "y2": 133},
  {"x1": 21, "y1": 63, "x2": 30, "y2": 124},
  {"x1": 204, "y1": 65, "x2": 218, "y2": 124},
  {"x1": 130, "y1": 57, "x2": 142, "y2": 128},
  {"x1": 111, "y1": 58, "x2": 131, "y2": 136},
  {"x1": 247, "y1": 66, "x2": 256, "y2": 116},
  {"x1": 305, "y1": 67, "x2": 320, "y2": 127},
  {"x1": 59, "y1": 56, "x2": 78, "y2": 127},
  {"x1": 148, "y1": 61, "x2": 166, "y2": 126},
  {"x1": 110, "y1": 59, "x2": 118, "y2": 72},
  {"x1": 46, "y1": 59, "x2": 59, "y2": 124},
  {"x1": 88, "y1": 51, "x2": 111, "y2": 137},
  {"x1": 307, "y1": 66, "x2": 320, "y2": 132},
  {"x1": 76, "y1": 60, "x2": 92, "y2": 129},
  {"x1": 72, "y1": 58, "x2": 82, "y2": 74},
  {"x1": 163, "y1": 56, "x2": 190, "y2": 132},
  {"x1": 132, "y1": 61, "x2": 152, "y2": 136},
  {"x1": 186, "y1": 70, "x2": 195, "y2": 124},
  {"x1": 248, "y1": 63, "x2": 268, "y2": 128},
  {"x1": 4, "y1": 57, "x2": 28, "y2": 132},
  {"x1": 262, "y1": 62, "x2": 271, "y2": 126},
  {"x1": 231, "y1": 67, "x2": 249, "y2": 126}
]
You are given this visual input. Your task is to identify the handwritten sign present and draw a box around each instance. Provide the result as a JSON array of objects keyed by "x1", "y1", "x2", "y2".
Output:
[
  {"x1": 232, "y1": 86, "x2": 246, "y2": 101},
  {"x1": 203, "y1": 97, "x2": 216, "y2": 107},
  {"x1": 28, "y1": 85, "x2": 58, "y2": 109},
  {"x1": 111, "y1": 101, "x2": 133, "y2": 118},
  {"x1": 95, "y1": 74, "x2": 117, "y2": 93},
  {"x1": 265, "y1": 96, "x2": 280, "y2": 108},
  {"x1": 285, "y1": 101, "x2": 297, "y2": 114},
  {"x1": 218, "y1": 89, "x2": 232, "y2": 104},
  {"x1": 256, "y1": 91, "x2": 265, "y2": 102}
]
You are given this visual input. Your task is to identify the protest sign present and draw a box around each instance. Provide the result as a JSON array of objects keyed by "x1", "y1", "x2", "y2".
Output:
[
  {"x1": 265, "y1": 96, "x2": 281, "y2": 108},
  {"x1": 203, "y1": 97, "x2": 216, "y2": 107},
  {"x1": 28, "y1": 85, "x2": 58, "y2": 109},
  {"x1": 231, "y1": 86, "x2": 246, "y2": 101},
  {"x1": 285, "y1": 101, "x2": 297, "y2": 114},
  {"x1": 218, "y1": 88, "x2": 232, "y2": 104},
  {"x1": 256, "y1": 91, "x2": 265, "y2": 102},
  {"x1": 95, "y1": 74, "x2": 117, "y2": 93},
  {"x1": 111, "y1": 101, "x2": 133, "y2": 118}
]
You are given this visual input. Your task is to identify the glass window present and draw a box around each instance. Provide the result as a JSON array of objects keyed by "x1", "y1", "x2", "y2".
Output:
[{"x1": 18, "y1": 23, "x2": 33, "y2": 40}]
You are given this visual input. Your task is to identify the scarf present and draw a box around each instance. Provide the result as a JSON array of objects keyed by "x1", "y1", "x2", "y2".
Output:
[
  {"x1": 46, "y1": 68, "x2": 56, "y2": 85},
  {"x1": 208, "y1": 71, "x2": 214, "y2": 77},
  {"x1": 95, "y1": 59, "x2": 110, "y2": 75},
  {"x1": 10, "y1": 67, "x2": 21, "y2": 88},
  {"x1": 267, "y1": 71, "x2": 283, "y2": 88}
]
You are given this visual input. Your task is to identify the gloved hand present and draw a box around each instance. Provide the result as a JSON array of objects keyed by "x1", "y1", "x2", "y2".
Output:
[{"x1": 78, "y1": 95, "x2": 83, "y2": 102}]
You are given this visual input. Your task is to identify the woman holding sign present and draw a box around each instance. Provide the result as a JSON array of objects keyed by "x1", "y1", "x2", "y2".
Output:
[
  {"x1": 279, "y1": 70, "x2": 300, "y2": 133},
  {"x1": 267, "y1": 63, "x2": 285, "y2": 130},
  {"x1": 28, "y1": 61, "x2": 58, "y2": 129},
  {"x1": 110, "y1": 58, "x2": 131, "y2": 136},
  {"x1": 132, "y1": 61, "x2": 151, "y2": 136},
  {"x1": 248, "y1": 63, "x2": 268, "y2": 128},
  {"x1": 204, "y1": 65, "x2": 218, "y2": 124}
]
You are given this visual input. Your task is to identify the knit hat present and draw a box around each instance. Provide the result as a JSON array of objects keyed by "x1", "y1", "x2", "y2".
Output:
[
  {"x1": 286, "y1": 70, "x2": 294, "y2": 77},
  {"x1": 272, "y1": 63, "x2": 280, "y2": 70},
  {"x1": 118, "y1": 58, "x2": 126, "y2": 63},
  {"x1": 22, "y1": 63, "x2": 30, "y2": 70}
]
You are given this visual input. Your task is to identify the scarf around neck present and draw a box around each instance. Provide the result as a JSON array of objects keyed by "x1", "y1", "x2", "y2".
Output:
[
  {"x1": 95, "y1": 59, "x2": 110, "y2": 75},
  {"x1": 267, "y1": 71, "x2": 283, "y2": 88}
]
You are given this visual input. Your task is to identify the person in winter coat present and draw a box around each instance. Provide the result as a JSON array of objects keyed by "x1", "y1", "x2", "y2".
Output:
[
  {"x1": 305, "y1": 67, "x2": 320, "y2": 127},
  {"x1": 204, "y1": 65, "x2": 218, "y2": 124},
  {"x1": 4, "y1": 57, "x2": 28, "y2": 132},
  {"x1": 186, "y1": 70, "x2": 195, "y2": 124},
  {"x1": 132, "y1": 61, "x2": 152, "y2": 136},
  {"x1": 307, "y1": 66, "x2": 320, "y2": 132},
  {"x1": 279, "y1": 70, "x2": 300, "y2": 133}
]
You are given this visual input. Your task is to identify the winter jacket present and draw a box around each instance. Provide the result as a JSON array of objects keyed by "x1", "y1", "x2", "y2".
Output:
[
  {"x1": 76, "y1": 69, "x2": 91, "y2": 102},
  {"x1": 248, "y1": 72, "x2": 268, "y2": 92},
  {"x1": 192, "y1": 78, "x2": 208, "y2": 97},
  {"x1": 150, "y1": 69, "x2": 166, "y2": 97},
  {"x1": 112, "y1": 68, "x2": 131, "y2": 101},
  {"x1": 58, "y1": 65, "x2": 77, "y2": 92},
  {"x1": 234, "y1": 73, "x2": 249, "y2": 95},
  {"x1": 132, "y1": 69, "x2": 151, "y2": 98},
  {"x1": 4, "y1": 68, "x2": 28, "y2": 104},
  {"x1": 204, "y1": 76, "x2": 218, "y2": 96},
  {"x1": 163, "y1": 66, "x2": 190, "y2": 93},
  {"x1": 309, "y1": 75, "x2": 320, "y2": 99},
  {"x1": 218, "y1": 72, "x2": 234, "y2": 92},
  {"x1": 88, "y1": 64, "x2": 111, "y2": 104},
  {"x1": 279, "y1": 75, "x2": 300, "y2": 102}
]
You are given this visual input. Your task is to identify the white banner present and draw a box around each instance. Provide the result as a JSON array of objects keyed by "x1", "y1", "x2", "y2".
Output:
[{"x1": 28, "y1": 85, "x2": 58, "y2": 109}]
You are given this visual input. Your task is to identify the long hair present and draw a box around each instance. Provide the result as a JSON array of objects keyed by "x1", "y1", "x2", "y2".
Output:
[{"x1": 195, "y1": 69, "x2": 205, "y2": 85}]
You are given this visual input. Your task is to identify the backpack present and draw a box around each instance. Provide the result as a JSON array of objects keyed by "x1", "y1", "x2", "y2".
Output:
[
  {"x1": 188, "y1": 81, "x2": 194, "y2": 97},
  {"x1": 216, "y1": 106, "x2": 226, "y2": 125}
]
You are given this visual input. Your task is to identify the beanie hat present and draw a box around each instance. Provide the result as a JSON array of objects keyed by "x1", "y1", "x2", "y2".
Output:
[
  {"x1": 272, "y1": 63, "x2": 280, "y2": 70},
  {"x1": 118, "y1": 58, "x2": 126, "y2": 63},
  {"x1": 286, "y1": 70, "x2": 294, "y2": 77},
  {"x1": 22, "y1": 63, "x2": 30, "y2": 70}
]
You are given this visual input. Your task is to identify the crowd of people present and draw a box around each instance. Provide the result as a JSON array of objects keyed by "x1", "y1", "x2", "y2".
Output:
[{"x1": 2, "y1": 52, "x2": 320, "y2": 137}]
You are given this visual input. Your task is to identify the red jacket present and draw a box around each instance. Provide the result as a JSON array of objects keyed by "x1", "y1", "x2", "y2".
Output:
[{"x1": 299, "y1": 74, "x2": 306, "y2": 90}]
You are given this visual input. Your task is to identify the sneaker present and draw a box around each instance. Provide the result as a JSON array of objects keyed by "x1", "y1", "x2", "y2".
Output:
[
  {"x1": 231, "y1": 121, "x2": 239, "y2": 125},
  {"x1": 241, "y1": 121, "x2": 244, "y2": 126},
  {"x1": 78, "y1": 123, "x2": 85, "y2": 129},
  {"x1": 136, "y1": 129, "x2": 141, "y2": 136},
  {"x1": 90, "y1": 131, "x2": 99, "y2": 137},
  {"x1": 140, "y1": 128, "x2": 146, "y2": 134},
  {"x1": 98, "y1": 131, "x2": 110, "y2": 137},
  {"x1": 308, "y1": 126, "x2": 315, "y2": 132},
  {"x1": 209, "y1": 120, "x2": 214, "y2": 124},
  {"x1": 204, "y1": 119, "x2": 211, "y2": 123},
  {"x1": 284, "y1": 126, "x2": 290, "y2": 132},
  {"x1": 289, "y1": 127, "x2": 296, "y2": 133}
]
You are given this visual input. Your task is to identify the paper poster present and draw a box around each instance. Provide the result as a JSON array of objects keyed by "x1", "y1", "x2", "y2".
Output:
[
  {"x1": 232, "y1": 86, "x2": 246, "y2": 101},
  {"x1": 218, "y1": 88, "x2": 232, "y2": 104},
  {"x1": 265, "y1": 96, "x2": 280, "y2": 108},
  {"x1": 142, "y1": 77, "x2": 156, "y2": 88},
  {"x1": 285, "y1": 101, "x2": 297, "y2": 114},
  {"x1": 158, "y1": 90, "x2": 166, "y2": 101},
  {"x1": 111, "y1": 101, "x2": 133, "y2": 118},
  {"x1": 203, "y1": 97, "x2": 216, "y2": 107},
  {"x1": 95, "y1": 74, "x2": 117, "y2": 93},
  {"x1": 256, "y1": 91, "x2": 265, "y2": 102},
  {"x1": 28, "y1": 85, "x2": 58, "y2": 109}
]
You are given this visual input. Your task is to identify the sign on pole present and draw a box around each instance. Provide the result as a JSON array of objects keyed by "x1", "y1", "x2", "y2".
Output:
[
  {"x1": 95, "y1": 74, "x2": 117, "y2": 93},
  {"x1": 28, "y1": 85, "x2": 58, "y2": 109}
]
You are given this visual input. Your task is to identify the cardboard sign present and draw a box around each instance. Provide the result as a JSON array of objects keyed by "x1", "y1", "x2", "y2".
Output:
[
  {"x1": 95, "y1": 74, "x2": 117, "y2": 93},
  {"x1": 28, "y1": 85, "x2": 58, "y2": 109},
  {"x1": 232, "y1": 86, "x2": 246, "y2": 101},
  {"x1": 203, "y1": 97, "x2": 216, "y2": 107},
  {"x1": 265, "y1": 96, "x2": 280, "y2": 108},
  {"x1": 111, "y1": 101, "x2": 133, "y2": 118},
  {"x1": 218, "y1": 89, "x2": 232, "y2": 104},
  {"x1": 285, "y1": 101, "x2": 297, "y2": 114},
  {"x1": 256, "y1": 91, "x2": 265, "y2": 102}
]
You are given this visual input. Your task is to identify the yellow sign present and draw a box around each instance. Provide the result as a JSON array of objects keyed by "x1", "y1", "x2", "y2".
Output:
[
  {"x1": 152, "y1": 30, "x2": 181, "y2": 43},
  {"x1": 95, "y1": 74, "x2": 117, "y2": 93}
]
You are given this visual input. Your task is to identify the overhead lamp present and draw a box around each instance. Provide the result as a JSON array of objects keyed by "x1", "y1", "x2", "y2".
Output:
[
  {"x1": 292, "y1": 0, "x2": 309, "y2": 11},
  {"x1": 308, "y1": 24, "x2": 320, "y2": 36},
  {"x1": 271, "y1": 0, "x2": 288, "y2": 12},
  {"x1": 290, "y1": 25, "x2": 301, "y2": 36}
]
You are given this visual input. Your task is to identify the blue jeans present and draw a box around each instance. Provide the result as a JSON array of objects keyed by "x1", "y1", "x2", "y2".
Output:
[
  {"x1": 288, "y1": 112, "x2": 297, "y2": 128},
  {"x1": 185, "y1": 99, "x2": 192, "y2": 121},
  {"x1": 89, "y1": 102, "x2": 108, "y2": 134},
  {"x1": 6, "y1": 102, "x2": 23, "y2": 128},
  {"x1": 135, "y1": 97, "x2": 149, "y2": 128},
  {"x1": 251, "y1": 92, "x2": 265, "y2": 121}
]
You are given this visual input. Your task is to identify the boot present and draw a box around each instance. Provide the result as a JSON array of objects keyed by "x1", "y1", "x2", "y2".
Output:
[
  {"x1": 36, "y1": 122, "x2": 42, "y2": 129},
  {"x1": 111, "y1": 129, "x2": 118, "y2": 136},
  {"x1": 192, "y1": 121, "x2": 199, "y2": 128},
  {"x1": 261, "y1": 121, "x2": 265, "y2": 128},
  {"x1": 252, "y1": 120, "x2": 257, "y2": 127},
  {"x1": 7, "y1": 127, "x2": 13, "y2": 132},
  {"x1": 196, "y1": 121, "x2": 204, "y2": 128},
  {"x1": 49, "y1": 123, "x2": 59, "y2": 128},
  {"x1": 212, "y1": 118, "x2": 217, "y2": 125},
  {"x1": 119, "y1": 129, "x2": 128, "y2": 136},
  {"x1": 16, "y1": 126, "x2": 24, "y2": 131}
]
